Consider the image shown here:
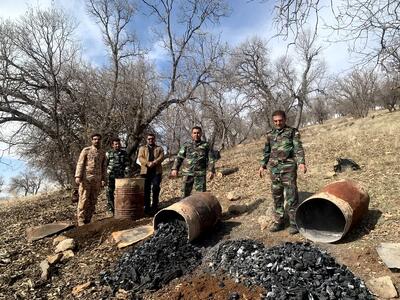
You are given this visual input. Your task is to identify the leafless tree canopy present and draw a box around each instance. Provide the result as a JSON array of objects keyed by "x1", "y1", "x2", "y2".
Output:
[
  {"x1": 268, "y1": 0, "x2": 400, "y2": 68},
  {"x1": 8, "y1": 169, "x2": 43, "y2": 196}
]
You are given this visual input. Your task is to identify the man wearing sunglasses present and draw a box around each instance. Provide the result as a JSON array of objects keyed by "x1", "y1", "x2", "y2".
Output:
[{"x1": 138, "y1": 133, "x2": 165, "y2": 214}]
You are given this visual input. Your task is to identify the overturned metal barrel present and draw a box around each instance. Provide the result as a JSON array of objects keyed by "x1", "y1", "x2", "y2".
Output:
[
  {"x1": 153, "y1": 192, "x2": 222, "y2": 242},
  {"x1": 114, "y1": 178, "x2": 145, "y2": 220},
  {"x1": 295, "y1": 179, "x2": 369, "y2": 243}
]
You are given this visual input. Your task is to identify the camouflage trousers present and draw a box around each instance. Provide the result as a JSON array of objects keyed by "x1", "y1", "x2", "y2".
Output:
[
  {"x1": 106, "y1": 176, "x2": 124, "y2": 213},
  {"x1": 182, "y1": 175, "x2": 206, "y2": 198},
  {"x1": 270, "y1": 171, "x2": 299, "y2": 225},
  {"x1": 77, "y1": 179, "x2": 101, "y2": 226}
]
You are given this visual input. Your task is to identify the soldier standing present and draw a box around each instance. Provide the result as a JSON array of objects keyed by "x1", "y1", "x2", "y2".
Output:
[
  {"x1": 259, "y1": 110, "x2": 307, "y2": 234},
  {"x1": 170, "y1": 126, "x2": 216, "y2": 197},
  {"x1": 106, "y1": 137, "x2": 130, "y2": 215},
  {"x1": 138, "y1": 133, "x2": 164, "y2": 214},
  {"x1": 75, "y1": 133, "x2": 107, "y2": 226}
]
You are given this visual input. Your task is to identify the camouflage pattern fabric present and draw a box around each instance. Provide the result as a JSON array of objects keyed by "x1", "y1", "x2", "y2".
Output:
[
  {"x1": 106, "y1": 149, "x2": 130, "y2": 213},
  {"x1": 260, "y1": 126, "x2": 305, "y2": 225},
  {"x1": 182, "y1": 175, "x2": 206, "y2": 198},
  {"x1": 270, "y1": 172, "x2": 298, "y2": 225},
  {"x1": 172, "y1": 141, "x2": 216, "y2": 176},
  {"x1": 260, "y1": 126, "x2": 305, "y2": 174}
]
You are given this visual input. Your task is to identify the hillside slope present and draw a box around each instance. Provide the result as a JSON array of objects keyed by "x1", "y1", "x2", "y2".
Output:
[{"x1": 1, "y1": 109, "x2": 400, "y2": 299}]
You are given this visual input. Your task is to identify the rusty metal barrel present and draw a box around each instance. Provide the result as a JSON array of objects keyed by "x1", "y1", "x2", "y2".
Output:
[
  {"x1": 295, "y1": 179, "x2": 369, "y2": 243},
  {"x1": 114, "y1": 178, "x2": 145, "y2": 220},
  {"x1": 153, "y1": 192, "x2": 222, "y2": 242}
]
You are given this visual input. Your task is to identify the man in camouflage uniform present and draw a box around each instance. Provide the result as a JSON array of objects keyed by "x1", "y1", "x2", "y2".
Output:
[
  {"x1": 259, "y1": 110, "x2": 307, "y2": 234},
  {"x1": 170, "y1": 126, "x2": 216, "y2": 197},
  {"x1": 138, "y1": 133, "x2": 164, "y2": 214},
  {"x1": 106, "y1": 137, "x2": 130, "y2": 214},
  {"x1": 75, "y1": 133, "x2": 107, "y2": 226}
]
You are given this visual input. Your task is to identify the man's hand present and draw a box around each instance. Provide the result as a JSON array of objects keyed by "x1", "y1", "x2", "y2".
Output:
[
  {"x1": 208, "y1": 172, "x2": 215, "y2": 180},
  {"x1": 299, "y1": 164, "x2": 307, "y2": 174},
  {"x1": 101, "y1": 180, "x2": 106, "y2": 187},
  {"x1": 259, "y1": 166, "x2": 266, "y2": 178},
  {"x1": 170, "y1": 170, "x2": 178, "y2": 177},
  {"x1": 75, "y1": 177, "x2": 81, "y2": 185},
  {"x1": 147, "y1": 162, "x2": 154, "y2": 168}
]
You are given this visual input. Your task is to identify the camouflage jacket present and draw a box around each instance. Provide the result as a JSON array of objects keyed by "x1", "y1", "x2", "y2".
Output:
[
  {"x1": 75, "y1": 146, "x2": 107, "y2": 182},
  {"x1": 106, "y1": 149, "x2": 130, "y2": 178},
  {"x1": 260, "y1": 126, "x2": 305, "y2": 174},
  {"x1": 172, "y1": 140, "x2": 216, "y2": 176}
]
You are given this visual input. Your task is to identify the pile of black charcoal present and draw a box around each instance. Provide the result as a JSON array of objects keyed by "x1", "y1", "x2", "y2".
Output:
[
  {"x1": 207, "y1": 240, "x2": 374, "y2": 300},
  {"x1": 101, "y1": 220, "x2": 202, "y2": 294}
]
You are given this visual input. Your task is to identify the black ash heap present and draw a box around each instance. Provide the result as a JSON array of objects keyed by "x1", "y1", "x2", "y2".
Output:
[
  {"x1": 207, "y1": 240, "x2": 374, "y2": 300},
  {"x1": 101, "y1": 220, "x2": 202, "y2": 294}
]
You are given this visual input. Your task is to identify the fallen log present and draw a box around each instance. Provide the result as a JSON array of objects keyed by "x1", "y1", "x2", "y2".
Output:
[{"x1": 217, "y1": 167, "x2": 239, "y2": 177}]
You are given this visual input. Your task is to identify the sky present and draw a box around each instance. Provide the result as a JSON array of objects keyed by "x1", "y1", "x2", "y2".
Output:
[{"x1": 0, "y1": 0, "x2": 355, "y2": 194}]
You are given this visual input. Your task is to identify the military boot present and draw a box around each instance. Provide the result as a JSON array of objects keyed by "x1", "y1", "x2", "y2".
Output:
[{"x1": 269, "y1": 222, "x2": 285, "y2": 232}]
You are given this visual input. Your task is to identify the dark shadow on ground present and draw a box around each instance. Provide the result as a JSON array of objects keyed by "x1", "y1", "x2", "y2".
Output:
[
  {"x1": 223, "y1": 198, "x2": 265, "y2": 219},
  {"x1": 338, "y1": 209, "x2": 382, "y2": 244},
  {"x1": 195, "y1": 220, "x2": 242, "y2": 248}
]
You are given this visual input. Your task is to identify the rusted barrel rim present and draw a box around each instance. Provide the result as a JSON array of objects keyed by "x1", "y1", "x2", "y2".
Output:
[
  {"x1": 296, "y1": 192, "x2": 354, "y2": 243},
  {"x1": 153, "y1": 192, "x2": 222, "y2": 242}
]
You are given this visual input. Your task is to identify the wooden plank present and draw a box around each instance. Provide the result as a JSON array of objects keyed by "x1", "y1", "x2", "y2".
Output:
[{"x1": 112, "y1": 225, "x2": 154, "y2": 248}]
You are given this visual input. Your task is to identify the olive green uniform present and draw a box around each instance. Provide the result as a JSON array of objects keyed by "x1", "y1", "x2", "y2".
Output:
[
  {"x1": 260, "y1": 126, "x2": 305, "y2": 225},
  {"x1": 172, "y1": 141, "x2": 215, "y2": 197}
]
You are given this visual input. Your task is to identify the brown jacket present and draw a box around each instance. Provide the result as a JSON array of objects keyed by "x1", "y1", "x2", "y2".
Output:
[
  {"x1": 75, "y1": 146, "x2": 107, "y2": 182},
  {"x1": 138, "y1": 144, "x2": 164, "y2": 175}
]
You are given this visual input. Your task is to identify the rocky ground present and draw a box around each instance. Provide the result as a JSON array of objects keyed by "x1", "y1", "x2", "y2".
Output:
[{"x1": 1, "y1": 109, "x2": 400, "y2": 299}]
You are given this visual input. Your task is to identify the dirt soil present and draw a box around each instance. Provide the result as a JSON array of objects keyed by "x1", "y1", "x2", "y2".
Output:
[{"x1": 1, "y1": 109, "x2": 400, "y2": 299}]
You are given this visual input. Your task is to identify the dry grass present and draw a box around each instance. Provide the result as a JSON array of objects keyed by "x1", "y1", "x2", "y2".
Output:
[{"x1": 1, "y1": 108, "x2": 400, "y2": 298}]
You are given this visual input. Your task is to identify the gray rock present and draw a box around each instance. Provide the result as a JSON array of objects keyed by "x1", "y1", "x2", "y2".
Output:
[
  {"x1": 367, "y1": 276, "x2": 398, "y2": 299},
  {"x1": 39, "y1": 260, "x2": 50, "y2": 280}
]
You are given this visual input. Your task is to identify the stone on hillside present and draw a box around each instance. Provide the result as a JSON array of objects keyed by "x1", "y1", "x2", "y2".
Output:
[
  {"x1": 72, "y1": 281, "x2": 92, "y2": 296},
  {"x1": 257, "y1": 216, "x2": 270, "y2": 231},
  {"x1": 60, "y1": 250, "x2": 75, "y2": 261},
  {"x1": 324, "y1": 171, "x2": 337, "y2": 179},
  {"x1": 47, "y1": 253, "x2": 62, "y2": 265},
  {"x1": 52, "y1": 235, "x2": 68, "y2": 246},
  {"x1": 228, "y1": 204, "x2": 248, "y2": 215},
  {"x1": 39, "y1": 259, "x2": 50, "y2": 280},
  {"x1": 55, "y1": 238, "x2": 75, "y2": 253},
  {"x1": 227, "y1": 191, "x2": 241, "y2": 201},
  {"x1": 376, "y1": 243, "x2": 400, "y2": 269},
  {"x1": 0, "y1": 249, "x2": 10, "y2": 259},
  {"x1": 367, "y1": 276, "x2": 398, "y2": 299},
  {"x1": 26, "y1": 222, "x2": 74, "y2": 242}
]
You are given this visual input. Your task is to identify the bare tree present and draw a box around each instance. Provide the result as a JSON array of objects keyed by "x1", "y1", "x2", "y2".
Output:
[
  {"x1": 379, "y1": 76, "x2": 400, "y2": 112},
  {"x1": 0, "y1": 6, "x2": 83, "y2": 185},
  {"x1": 308, "y1": 96, "x2": 330, "y2": 124},
  {"x1": 275, "y1": 30, "x2": 325, "y2": 128},
  {"x1": 331, "y1": 69, "x2": 378, "y2": 118},
  {"x1": 229, "y1": 37, "x2": 281, "y2": 130},
  {"x1": 88, "y1": 0, "x2": 229, "y2": 159},
  {"x1": 0, "y1": 176, "x2": 4, "y2": 193},
  {"x1": 266, "y1": 0, "x2": 400, "y2": 69},
  {"x1": 8, "y1": 169, "x2": 43, "y2": 196}
]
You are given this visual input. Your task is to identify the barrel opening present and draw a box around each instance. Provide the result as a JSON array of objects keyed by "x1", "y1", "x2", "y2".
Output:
[
  {"x1": 153, "y1": 210, "x2": 186, "y2": 230},
  {"x1": 296, "y1": 198, "x2": 346, "y2": 242}
]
